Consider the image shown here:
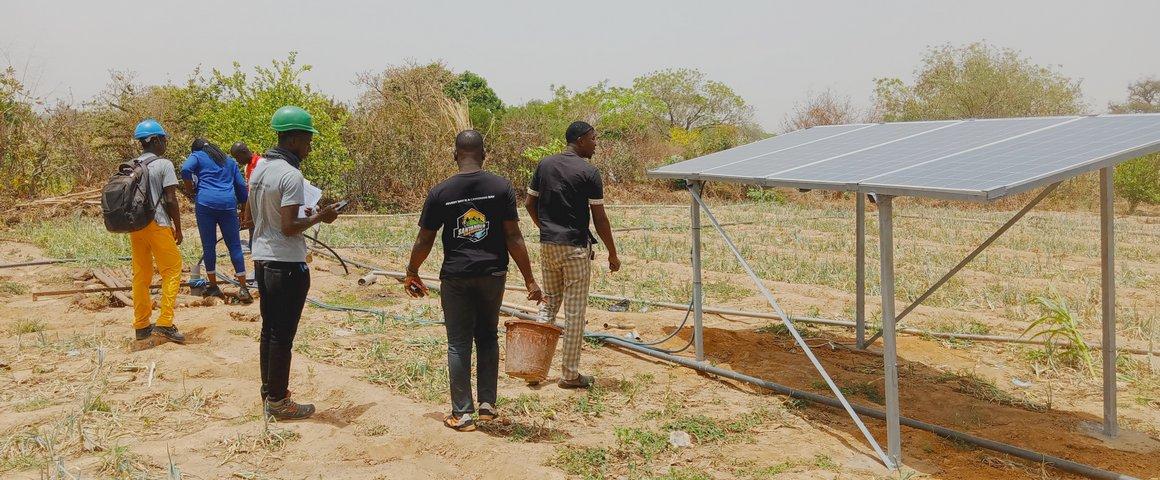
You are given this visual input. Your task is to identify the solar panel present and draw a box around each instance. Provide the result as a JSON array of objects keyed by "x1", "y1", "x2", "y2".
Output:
[
  {"x1": 647, "y1": 114, "x2": 1160, "y2": 201},
  {"x1": 862, "y1": 115, "x2": 1160, "y2": 199},
  {"x1": 701, "y1": 121, "x2": 957, "y2": 180},
  {"x1": 649, "y1": 124, "x2": 872, "y2": 179},
  {"x1": 768, "y1": 117, "x2": 1074, "y2": 189}
]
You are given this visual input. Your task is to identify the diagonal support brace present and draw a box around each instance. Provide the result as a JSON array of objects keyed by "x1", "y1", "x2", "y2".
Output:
[
  {"x1": 864, "y1": 182, "x2": 1060, "y2": 346},
  {"x1": 689, "y1": 186, "x2": 896, "y2": 469}
]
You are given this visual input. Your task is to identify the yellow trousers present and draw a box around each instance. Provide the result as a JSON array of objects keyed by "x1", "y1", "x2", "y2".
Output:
[{"x1": 129, "y1": 221, "x2": 182, "y2": 329}]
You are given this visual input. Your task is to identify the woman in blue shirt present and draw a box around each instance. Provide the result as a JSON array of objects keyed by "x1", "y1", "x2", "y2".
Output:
[{"x1": 181, "y1": 138, "x2": 251, "y2": 302}]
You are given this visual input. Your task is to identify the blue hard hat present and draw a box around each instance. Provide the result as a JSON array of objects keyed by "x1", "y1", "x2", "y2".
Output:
[{"x1": 133, "y1": 119, "x2": 168, "y2": 140}]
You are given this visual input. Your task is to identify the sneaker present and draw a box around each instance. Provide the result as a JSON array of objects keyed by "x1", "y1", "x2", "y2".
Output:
[
  {"x1": 265, "y1": 394, "x2": 315, "y2": 421},
  {"x1": 237, "y1": 287, "x2": 253, "y2": 304},
  {"x1": 477, "y1": 403, "x2": 497, "y2": 421},
  {"x1": 558, "y1": 374, "x2": 594, "y2": 390},
  {"x1": 153, "y1": 325, "x2": 186, "y2": 344},
  {"x1": 203, "y1": 285, "x2": 224, "y2": 298},
  {"x1": 134, "y1": 325, "x2": 154, "y2": 341},
  {"x1": 444, "y1": 413, "x2": 476, "y2": 432}
]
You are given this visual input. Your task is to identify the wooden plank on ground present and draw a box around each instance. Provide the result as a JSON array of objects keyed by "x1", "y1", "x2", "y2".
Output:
[{"x1": 93, "y1": 268, "x2": 133, "y2": 307}]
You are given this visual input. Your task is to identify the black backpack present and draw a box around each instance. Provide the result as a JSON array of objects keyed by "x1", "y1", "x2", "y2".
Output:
[{"x1": 101, "y1": 154, "x2": 162, "y2": 233}]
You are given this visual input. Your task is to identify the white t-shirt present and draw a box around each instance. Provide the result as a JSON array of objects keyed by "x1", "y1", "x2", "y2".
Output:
[
  {"x1": 249, "y1": 157, "x2": 307, "y2": 262},
  {"x1": 139, "y1": 154, "x2": 179, "y2": 227}
]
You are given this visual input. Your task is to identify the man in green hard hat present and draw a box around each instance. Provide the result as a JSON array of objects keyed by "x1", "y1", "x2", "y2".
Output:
[{"x1": 247, "y1": 106, "x2": 342, "y2": 420}]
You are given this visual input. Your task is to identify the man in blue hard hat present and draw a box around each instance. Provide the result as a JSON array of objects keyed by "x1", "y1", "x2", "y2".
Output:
[
  {"x1": 248, "y1": 106, "x2": 342, "y2": 420},
  {"x1": 129, "y1": 119, "x2": 186, "y2": 344}
]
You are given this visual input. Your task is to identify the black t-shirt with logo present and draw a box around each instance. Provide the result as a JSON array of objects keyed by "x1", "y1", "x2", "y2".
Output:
[
  {"x1": 527, "y1": 151, "x2": 604, "y2": 247},
  {"x1": 419, "y1": 171, "x2": 519, "y2": 279}
]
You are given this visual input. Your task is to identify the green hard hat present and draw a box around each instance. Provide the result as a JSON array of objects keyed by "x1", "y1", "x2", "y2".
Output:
[{"x1": 271, "y1": 105, "x2": 319, "y2": 134}]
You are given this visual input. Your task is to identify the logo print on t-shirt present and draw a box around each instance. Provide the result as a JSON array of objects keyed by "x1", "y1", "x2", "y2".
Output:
[{"x1": 454, "y1": 208, "x2": 489, "y2": 242}]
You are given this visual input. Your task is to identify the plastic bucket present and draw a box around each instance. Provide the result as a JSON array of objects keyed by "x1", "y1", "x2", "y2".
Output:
[{"x1": 504, "y1": 319, "x2": 563, "y2": 382}]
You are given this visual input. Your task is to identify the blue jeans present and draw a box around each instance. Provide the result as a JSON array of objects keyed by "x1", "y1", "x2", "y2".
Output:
[{"x1": 195, "y1": 204, "x2": 245, "y2": 276}]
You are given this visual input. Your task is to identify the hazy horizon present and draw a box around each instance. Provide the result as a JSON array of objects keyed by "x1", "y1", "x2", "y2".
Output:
[{"x1": 3, "y1": 0, "x2": 1159, "y2": 131}]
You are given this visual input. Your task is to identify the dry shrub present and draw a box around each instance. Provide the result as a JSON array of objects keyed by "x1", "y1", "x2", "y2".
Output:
[{"x1": 344, "y1": 62, "x2": 470, "y2": 211}]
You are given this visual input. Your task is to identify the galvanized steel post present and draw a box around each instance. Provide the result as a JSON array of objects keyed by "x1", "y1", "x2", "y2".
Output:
[
  {"x1": 1100, "y1": 167, "x2": 1118, "y2": 437},
  {"x1": 877, "y1": 194, "x2": 902, "y2": 465},
  {"x1": 690, "y1": 181, "x2": 706, "y2": 362},
  {"x1": 856, "y1": 193, "x2": 867, "y2": 349}
]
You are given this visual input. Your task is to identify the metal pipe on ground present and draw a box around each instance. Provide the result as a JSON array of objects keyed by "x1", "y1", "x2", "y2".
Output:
[
  {"x1": 591, "y1": 331, "x2": 1137, "y2": 480},
  {"x1": 0, "y1": 257, "x2": 132, "y2": 269},
  {"x1": 32, "y1": 282, "x2": 194, "y2": 299},
  {"x1": 316, "y1": 247, "x2": 1135, "y2": 479},
  {"x1": 492, "y1": 304, "x2": 1135, "y2": 479},
  {"x1": 362, "y1": 268, "x2": 1158, "y2": 357}
]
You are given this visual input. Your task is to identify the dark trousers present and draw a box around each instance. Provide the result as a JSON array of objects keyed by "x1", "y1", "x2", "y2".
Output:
[
  {"x1": 256, "y1": 260, "x2": 310, "y2": 402},
  {"x1": 440, "y1": 273, "x2": 507, "y2": 415}
]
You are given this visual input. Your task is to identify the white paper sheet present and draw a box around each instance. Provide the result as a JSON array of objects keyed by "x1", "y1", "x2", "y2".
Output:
[{"x1": 299, "y1": 180, "x2": 322, "y2": 218}]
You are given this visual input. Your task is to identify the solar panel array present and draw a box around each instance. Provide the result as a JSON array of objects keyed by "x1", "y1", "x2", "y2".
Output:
[{"x1": 648, "y1": 114, "x2": 1160, "y2": 201}]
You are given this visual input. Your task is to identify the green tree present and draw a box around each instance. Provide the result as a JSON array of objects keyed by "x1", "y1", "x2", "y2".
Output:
[
  {"x1": 873, "y1": 42, "x2": 1085, "y2": 121},
  {"x1": 1, "y1": 66, "x2": 103, "y2": 198},
  {"x1": 632, "y1": 68, "x2": 752, "y2": 131},
  {"x1": 444, "y1": 71, "x2": 504, "y2": 134},
  {"x1": 205, "y1": 52, "x2": 349, "y2": 194},
  {"x1": 1108, "y1": 78, "x2": 1160, "y2": 213}
]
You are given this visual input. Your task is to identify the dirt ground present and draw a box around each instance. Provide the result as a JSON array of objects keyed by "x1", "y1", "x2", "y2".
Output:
[{"x1": 1, "y1": 204, "x2": 1158, "y2": 479}]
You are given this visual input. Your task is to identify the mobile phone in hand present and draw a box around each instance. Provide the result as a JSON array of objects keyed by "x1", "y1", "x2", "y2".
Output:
[{"x1": 334, "y1": 200, "x2": 351, "y2": 212}]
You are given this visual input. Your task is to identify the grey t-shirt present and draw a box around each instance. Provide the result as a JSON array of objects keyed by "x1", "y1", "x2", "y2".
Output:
[
  {"x1": 138, "y1": 153, "x2": 179, "y2": 227},
  {"x1": 249, "y1": 157, "x2": 307, "y2": 262}
]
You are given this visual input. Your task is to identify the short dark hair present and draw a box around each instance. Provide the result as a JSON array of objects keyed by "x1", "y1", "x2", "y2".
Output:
[
  {"x1": 277, "y1": 130, "x2": 310, "y2": 143},
  {"x1": 455, "y1": 129, "x2": 485, "y2": 155},
  {"x1": 565, "y1": 121, "x2": 594, "y2": 144}
]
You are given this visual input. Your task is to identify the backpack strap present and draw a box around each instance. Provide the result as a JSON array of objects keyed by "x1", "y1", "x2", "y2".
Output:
[
  {"x1": 136, "y1": 153, "x2": 160, "y2": 166},
  {"x1": 134, "y1": 153, "x2": 165, "y2": 209}
]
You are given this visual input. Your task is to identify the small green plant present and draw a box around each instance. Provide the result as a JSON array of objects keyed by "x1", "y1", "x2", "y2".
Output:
[
  {"x1": 655, "y1": 467, "x2": 713, "y2": 480},
  {"x1": 745, "y1": 187, "x2": 785, "y2": 204},
  {"x1": 0, "y1": 281, "x2": 28, "y2": 296},
  {"x1": 99, "y1": 445, "x2": 145, "y2": 477},
  {"x1": 551, "y1": 446, "x2": 608, "y2": 480},
  {"x1": 8, "y1": 318, "x2": 45, "y2": 335},
  {"x1": 1022, "y1": 296, "x2": 1094, "y2": 375},
  {"x1": 663, "y1": 415, "x2": 726, "y2": 444},
  {"x1": 614, "y1": 427, "x2": 669, "y2": 461}
]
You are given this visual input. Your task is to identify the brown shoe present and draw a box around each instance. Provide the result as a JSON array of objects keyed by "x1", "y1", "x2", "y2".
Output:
[
  {"x1": 477, "y1": 403, "x2": 497, "y2": 422},
  {"x1": 444, "y1": 413, "x2": 476, "y2": 432},
  {"x1": 265, "y1": 393, "x2": 315, "y2": 420},
  {"x1": 558, "y1": 374, "x2": 593, "y2": 389}
]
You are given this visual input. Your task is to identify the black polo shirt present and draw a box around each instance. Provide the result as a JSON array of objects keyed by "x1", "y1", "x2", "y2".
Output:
[
  {"x1": 527, "y1": 151, "x2": 604, "y2": 247},
  {"x1": 419, "y1": 171, "x2": 519, "y2": 278}
]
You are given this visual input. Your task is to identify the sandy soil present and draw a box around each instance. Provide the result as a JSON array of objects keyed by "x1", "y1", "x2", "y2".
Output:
[{"x1": 0, "y1": 237, "x2": 1157, "y2": 480}]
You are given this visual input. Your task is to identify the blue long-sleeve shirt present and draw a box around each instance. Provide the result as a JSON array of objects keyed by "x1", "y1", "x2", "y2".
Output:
[{"x1": 180, "y1": 151, "x2": 248, "y2": 210}]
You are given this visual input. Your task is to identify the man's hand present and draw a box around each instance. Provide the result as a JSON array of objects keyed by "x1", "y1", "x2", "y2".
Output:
[
  {"x1": 525, "y1": 279, "x2": 544, "y2": 303},
  {"x1": 608, "y1": 253, "x2": 621, "y2": 273},
  {"x1": 318, "y1": 203, "x2": 339, "y2": 224},
  {"x1": 403, "y1": 275, "x2": 428, "y2": 298},
  {"x1": 173, "y1": 228, "x2": 183, "y2": 246}
]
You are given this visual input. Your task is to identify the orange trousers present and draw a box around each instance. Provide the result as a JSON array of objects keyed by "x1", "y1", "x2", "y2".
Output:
[{"x1": 128, "y1": 221, "x2": 182, "y2": 329}]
